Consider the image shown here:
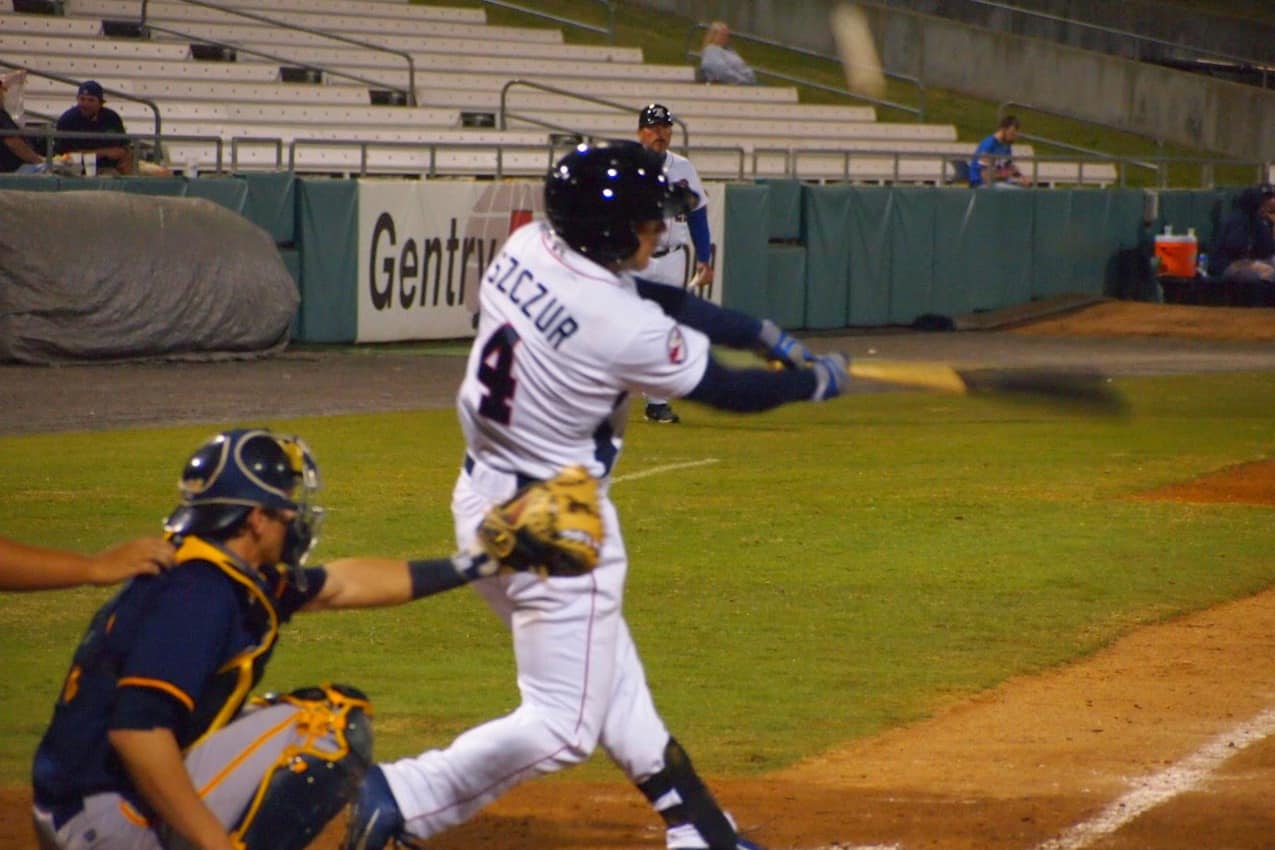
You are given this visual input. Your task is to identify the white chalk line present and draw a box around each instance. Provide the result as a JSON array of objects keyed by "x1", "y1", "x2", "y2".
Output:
[
  {"x1": 612, "y1": 457, "x2": 719, "y2": 483},
  {"x1": 1032, "y1": 703, "x2": 1275, "y2": 850}
]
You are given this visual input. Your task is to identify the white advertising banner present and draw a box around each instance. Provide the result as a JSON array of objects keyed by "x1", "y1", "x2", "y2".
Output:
[{"x1": 356, "y1": 179, "x2": 729, "y2": 342}]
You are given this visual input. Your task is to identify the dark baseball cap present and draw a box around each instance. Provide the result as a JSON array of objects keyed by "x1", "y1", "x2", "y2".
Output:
[
  {"x1": 77, "y1": 80, "x2": 105, "y2": 100},
  {"x1": 638, "y1": 103, "x2": 674, "y2": 128}
]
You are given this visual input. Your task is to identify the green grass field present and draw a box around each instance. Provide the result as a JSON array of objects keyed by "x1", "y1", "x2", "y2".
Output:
[{"x1": 2, "y1": 371, "x2": 1274, "y2": 785}]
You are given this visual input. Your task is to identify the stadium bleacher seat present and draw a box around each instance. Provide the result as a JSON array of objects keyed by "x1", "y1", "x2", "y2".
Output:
[{"x1": 0, "y1": 1, "x2": 1118, "y2": 185}]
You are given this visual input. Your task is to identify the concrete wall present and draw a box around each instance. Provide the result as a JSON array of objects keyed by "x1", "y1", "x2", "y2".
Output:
[
  {"x1": 635, "y1": 0, "x2": 1275, "y2": 162},
  {"x1": 979, "y1": 0, "x2": 1275, "y2": 64}
]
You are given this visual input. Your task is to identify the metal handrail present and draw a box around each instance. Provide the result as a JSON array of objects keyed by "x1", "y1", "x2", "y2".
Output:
[
  {"x1": 1, "y1": 127, "x2": 225, "y2": 173},
  {"x1": 282, "y1": 138, "x2": 748, "y2": 181},
  {"x1": 142, "y1": 23, "x2": 408, "y2": 97},
  {"x1": 953, "y1": 0, "x2": 1271, "y2": 88},
  {"x1": 499, "y1": 78, "x2": 690, "y2": 150},
  {"x1": 140, "y1": 0, "x2": 416, "y2": 105},
  {"x1": 286, "y1": 137, "x2": 565, "y2": 178},
  {"x1": 230, "y1": 135, "x2": 284, "y2": 171},
  {"x1": 758, "y1": 146, "x2": 1127, "y2": 186},
  {"x1": 999, "y1": 100, "x2": 1190, "y2": 187},
  {"x1": 0, "y1": 61, "x2": 163, "y2": 155},
  {"x1": 684, "y1": 23, "x2": 927, "y2": 121},
  {"x1": 475, "y1": 0, "x2": 615, "y2": 44}
]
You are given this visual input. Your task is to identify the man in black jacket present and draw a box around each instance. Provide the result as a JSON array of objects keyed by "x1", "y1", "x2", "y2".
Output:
[{"x1": 1207, "y1": 183, "x2": 1275, "y2": 305}]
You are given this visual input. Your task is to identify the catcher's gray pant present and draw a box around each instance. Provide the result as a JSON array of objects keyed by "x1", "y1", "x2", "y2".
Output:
[{"x1": 32, "y1": 701, "x2": 339, "y2": 850}]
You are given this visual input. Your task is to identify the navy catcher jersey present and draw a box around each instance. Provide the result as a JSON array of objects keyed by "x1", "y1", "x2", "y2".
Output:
[{"x1": 32, "y1": 536, "x2": 323, "y2": 814}]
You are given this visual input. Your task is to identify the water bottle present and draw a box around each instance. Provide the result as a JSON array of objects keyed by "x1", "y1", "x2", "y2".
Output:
[{"x1": 1197, "y1": 252, "x2": 1208, "y2": 278}]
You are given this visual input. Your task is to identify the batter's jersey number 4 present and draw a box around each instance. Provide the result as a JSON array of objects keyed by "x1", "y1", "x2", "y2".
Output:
[{"x1": 477, "y1": 324, "x2": 520, "y2": 425}]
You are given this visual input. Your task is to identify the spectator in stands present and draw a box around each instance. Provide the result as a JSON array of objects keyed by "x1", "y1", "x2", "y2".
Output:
[
  {"x1": 1207, "y1": 183, "x2": 1275, "y2": 304},
  {"x1": 969, "y1": 115, "x2": 1031, "y2": 188},
  {"x1": 699, "y1": 21, "x2": 757, "y2": 85},
  {"x1": 0, "y1": 74, "x2": 46, "y2": 175},
  {"x1": 54, "y1": 80, "x2": 134, "y2": 176}
]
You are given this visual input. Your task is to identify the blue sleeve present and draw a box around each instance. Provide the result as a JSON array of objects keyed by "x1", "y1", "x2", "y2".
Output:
[
  {"x1": 969, "y1": 136, "x2": 993, "y2": 186},
  {"x1": 687, "y1": 206, "x2": 712, "y2": 262},
  {"x1": 635, "y1": 278, "x2": 762, "y2": 348},
  {"x1": 685, "y1": 355, "x2": 815, "y2": 412},
  {"x1": 272, "y1": 565, "x2": 327, "y2": 622},
  {"x1": 112, "y1": 570, "x2": 236, "y2": 731}
]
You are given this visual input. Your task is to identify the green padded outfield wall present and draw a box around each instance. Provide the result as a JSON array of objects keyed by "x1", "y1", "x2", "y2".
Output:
[
  {"x1": 296, "y1": 178, "x2": 358, "y2": 344},
  {"x1": 722, "y1": 183, "x2": 771, "y2": 319},
  {"x1": 730, "y1": 183, "x2": 1150, "y2": 330}
]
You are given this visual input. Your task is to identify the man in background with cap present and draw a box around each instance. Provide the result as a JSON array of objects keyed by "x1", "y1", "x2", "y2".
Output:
[
  {"x1": 635, "y1": 102, "x2": 714, "y2": 424},
  {"x1": 54, "y1": 80, "x2": 134, "y2": 175}
]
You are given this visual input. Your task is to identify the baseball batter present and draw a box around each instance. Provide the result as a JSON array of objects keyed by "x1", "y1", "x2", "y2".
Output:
[
  {"x1": 345, "y1": 141, "x2": 848, "y2": 850},
  {"x1": 636, "y1": 102, "x2": 713, "y2": 424},
  {"x1": 29, "y1": 428, "x2": 555, "y2": 850}
]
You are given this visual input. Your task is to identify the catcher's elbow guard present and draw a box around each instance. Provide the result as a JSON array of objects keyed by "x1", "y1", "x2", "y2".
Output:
[{"x1": 233, "y1": 684, "x2": 374, "y2": 850}]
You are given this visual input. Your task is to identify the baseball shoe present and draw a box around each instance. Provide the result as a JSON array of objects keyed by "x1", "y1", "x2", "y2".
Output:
[
  {"x1": 343, "y1": 766, "x2": 414, "y2": 850},
  {"x1": 666, "y1": 823, "x2": 766, "y2": 850},
  {"x1": 645, "y1": 402, "x2": 680, "y2": 424}
]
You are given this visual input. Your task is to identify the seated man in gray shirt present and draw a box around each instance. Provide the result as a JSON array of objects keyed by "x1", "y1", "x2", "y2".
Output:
[{"x1": 699, "y1": 21, "x2": 756, "y2": 85}]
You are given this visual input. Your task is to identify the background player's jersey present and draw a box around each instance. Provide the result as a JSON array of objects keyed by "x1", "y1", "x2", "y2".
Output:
[
  {"x1": 655, "y1": 150, "x2": 707, "y2": 255},
  {"x1": 457, "y1": 222, "x2": 710, "y2": 480}
]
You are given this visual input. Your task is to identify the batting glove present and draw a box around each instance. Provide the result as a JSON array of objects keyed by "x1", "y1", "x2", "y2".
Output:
[
  {"x1": 811, "y1": 353, "x2": 850, "y2": 401},
  {"x1": 756, "y1": 319, "x2": 815, "y2": 369}
]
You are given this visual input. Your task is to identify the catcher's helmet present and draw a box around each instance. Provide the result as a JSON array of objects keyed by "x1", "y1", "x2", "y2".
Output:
[
  {"x1": 164, "y1": 428, "x2": 323, "y2": 572},
  {"x1": 544, "y1": 140, "x2": 696, "y2": 267}
]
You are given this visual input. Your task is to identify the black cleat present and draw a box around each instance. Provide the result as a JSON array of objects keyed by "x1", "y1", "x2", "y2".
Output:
[{"x1": 645, "y1": 402, "x2": 681, "y2": 424}]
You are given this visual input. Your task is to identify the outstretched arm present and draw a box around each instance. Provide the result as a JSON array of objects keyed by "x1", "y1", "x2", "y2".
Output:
[
  {"x1": 301, "y1": 553, "x2": 490, "y2": 612},
  {"x1": 684, "y1": 352, "x2": 849, "y2": 413},
  {"x1": 635, "y1": 279, "x2": 814, "y2": 368},
  {"x1": 0, "y1": 534, "x2": 174, "y2": 591}
]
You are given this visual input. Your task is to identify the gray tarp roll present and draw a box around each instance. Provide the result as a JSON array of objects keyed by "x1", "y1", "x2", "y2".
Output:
[{"x1": 0, "y1": 190, "x2": 298, "y2": 364}]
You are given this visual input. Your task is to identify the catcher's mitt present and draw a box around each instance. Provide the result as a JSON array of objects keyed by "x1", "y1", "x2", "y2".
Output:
[{"x1": 477, "y1": 465, "x2": 603, "y2": 578}]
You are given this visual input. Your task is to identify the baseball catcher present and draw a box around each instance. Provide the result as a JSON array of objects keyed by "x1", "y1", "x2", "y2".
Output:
[{"x1": 29, "y1": 428, "x2": 603, "y2": 850}]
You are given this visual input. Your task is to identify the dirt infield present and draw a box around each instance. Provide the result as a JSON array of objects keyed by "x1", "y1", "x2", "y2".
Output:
[{"x1": 2, "y1": 300, "x2": 1273, "y2": 850}]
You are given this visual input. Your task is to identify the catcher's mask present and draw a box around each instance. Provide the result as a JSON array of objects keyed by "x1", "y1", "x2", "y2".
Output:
[{"x1": 164, "y1": 428, "x2": 324, "y2": 584}]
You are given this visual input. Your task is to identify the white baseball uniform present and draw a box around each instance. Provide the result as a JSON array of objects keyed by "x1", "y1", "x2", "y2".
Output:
[
  {"x1": 642, "y1": 149, "x2": 709, "y2": 288},
  {"x1": 380, "y1": 221, "x2": 712, "y2": 839}
]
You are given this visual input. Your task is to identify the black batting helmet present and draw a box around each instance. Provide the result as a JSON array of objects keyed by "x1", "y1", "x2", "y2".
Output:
[{"x1": 544, "y1": 140, "x2": 696, "y2": 267}]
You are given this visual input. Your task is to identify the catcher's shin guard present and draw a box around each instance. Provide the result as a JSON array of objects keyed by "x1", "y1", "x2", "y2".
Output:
[
  {"x1": 637, "y1": 737, "x2": 758, "y2": 850},
  {"x1": 232, "y1": 684, "x2": 374, "y2": 850}
]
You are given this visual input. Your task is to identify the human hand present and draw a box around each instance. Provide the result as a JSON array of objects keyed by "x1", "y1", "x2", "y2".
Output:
[
  {"x1": 690, "y1": 261, "x2": 714, "y2": 288},
  {"x1": 810, "y1": 353, "x2": 851, "y2": 401},
  {"x1": 87, "y1": 537, "x2": 175, "y2": 585},
  {"x1": 756, "y1": 319, "x2": 814, "y2": 369}
]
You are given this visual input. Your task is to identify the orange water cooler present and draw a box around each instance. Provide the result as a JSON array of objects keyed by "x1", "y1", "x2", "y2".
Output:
[{"x1": 1154, "y1": 226, "x2": 1198, "y2": 277}]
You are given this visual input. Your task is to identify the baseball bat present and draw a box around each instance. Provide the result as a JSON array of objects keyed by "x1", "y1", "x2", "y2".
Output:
[{"x1": 847, "y1": 360, "x2": 1127, "y2": 416}]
